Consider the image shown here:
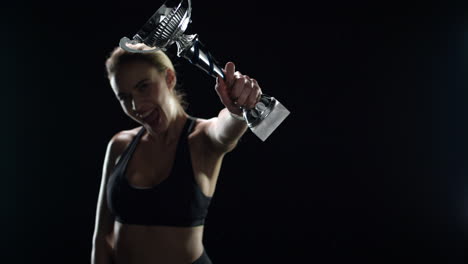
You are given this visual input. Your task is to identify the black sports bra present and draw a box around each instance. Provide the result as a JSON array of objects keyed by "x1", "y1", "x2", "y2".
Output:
[{"x1": 106, "y1": 117, "x2": 212, "y2": 226}]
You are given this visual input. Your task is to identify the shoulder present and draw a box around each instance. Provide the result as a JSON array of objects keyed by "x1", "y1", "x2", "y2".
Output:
[
  {"x1": 189, "y1": 117, "x2": 208, "y2": 136},
  {"x1": 105, "y1": 126, "x2": 143, "y2": 162},
  {"x1": 186, "y1": 117, "x2": 208, "y2": 143}
]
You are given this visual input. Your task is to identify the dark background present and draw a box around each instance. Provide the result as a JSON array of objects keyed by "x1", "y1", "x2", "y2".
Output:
[{"x1": 1, "y1": 0, "x2": 467, "y2": 263}]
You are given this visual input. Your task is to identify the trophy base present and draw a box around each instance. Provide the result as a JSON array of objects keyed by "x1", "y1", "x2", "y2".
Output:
[{"x1": 246, "y1": 96, "x2": 290, "y2": 141}]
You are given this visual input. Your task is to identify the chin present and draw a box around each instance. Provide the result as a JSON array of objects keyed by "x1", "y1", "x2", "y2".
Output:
[
  {"x1": 145, "y1": 126, "x2": 157, "y2": 137},
  {"x1": 145, "y1": 119, "x2": 169, "y2": 136}
]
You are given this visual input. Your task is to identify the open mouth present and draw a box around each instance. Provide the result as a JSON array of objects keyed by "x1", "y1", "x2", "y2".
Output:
[{"x1": 141, "y1": 108, "x2": 159, "y2": 127}]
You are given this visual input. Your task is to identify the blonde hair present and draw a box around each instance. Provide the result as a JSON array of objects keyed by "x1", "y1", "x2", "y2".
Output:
[{"x1": 105, "y1": 44, "x2": 187, "y2": 109}]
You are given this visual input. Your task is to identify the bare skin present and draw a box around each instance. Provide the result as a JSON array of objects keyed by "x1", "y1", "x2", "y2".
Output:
[
  {"x1": 110, "y1": 117, "x2": 224, "y2": 264},
  {"x1": 92, "y1": 58, "x2": 262, "y2": 264}
]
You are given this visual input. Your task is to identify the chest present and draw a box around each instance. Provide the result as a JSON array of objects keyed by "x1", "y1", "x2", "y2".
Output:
[
  {"x1": 125, "y1": 139, "x2": 184, "y2": 188},
  {"x1": 119, "y1": 130, "x2": 224, "y2": 198}
]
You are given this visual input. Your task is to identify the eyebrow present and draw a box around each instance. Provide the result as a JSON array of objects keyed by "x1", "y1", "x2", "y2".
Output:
[{"x1": 117, "y1": 78, "x2": 149, "y2": 99}]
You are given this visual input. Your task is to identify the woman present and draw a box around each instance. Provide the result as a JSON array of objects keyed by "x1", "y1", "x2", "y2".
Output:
[{"x1": 91, "y1": 44, "x2": 262, "y2": 264}]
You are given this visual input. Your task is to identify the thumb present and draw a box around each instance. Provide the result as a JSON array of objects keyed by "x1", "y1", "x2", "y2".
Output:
[{"x1": 225, "y1": 62, "x2": 235, "y2": 87}]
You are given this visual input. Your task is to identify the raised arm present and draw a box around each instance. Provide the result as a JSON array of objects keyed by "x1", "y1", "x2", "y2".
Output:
[
  {"x1": 91, "y1": 134, "x2": 126, "y2": 264},
  {"x1": 206, "y1": 62, "x2": 262, "y2": 151}
]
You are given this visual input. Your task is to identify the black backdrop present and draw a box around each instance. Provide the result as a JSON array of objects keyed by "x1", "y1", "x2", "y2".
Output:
[{"x1": 1, "y1": 0, "x2": 467, "y2": 263}]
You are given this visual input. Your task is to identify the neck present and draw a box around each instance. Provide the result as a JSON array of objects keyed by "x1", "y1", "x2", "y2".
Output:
[
  {"x1": 145, "y1": 101, "x2": 187, "y2": 146},
  {"x1": 161, "y1": 111, "x2": 187, "y2": 145}
]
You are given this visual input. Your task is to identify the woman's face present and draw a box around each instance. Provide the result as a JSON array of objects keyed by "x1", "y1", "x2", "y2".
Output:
[{"x1": 110, "y1": 60, "x2": 176, "y2": 135}]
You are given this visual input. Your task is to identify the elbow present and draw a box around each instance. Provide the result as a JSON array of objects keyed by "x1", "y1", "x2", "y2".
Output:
[
  {"x1": 92, "y1": 232, "x2": 113, "y2": 249},
  {"x1": 91, "y1": 235, "x2": 114, "y2": 264}
]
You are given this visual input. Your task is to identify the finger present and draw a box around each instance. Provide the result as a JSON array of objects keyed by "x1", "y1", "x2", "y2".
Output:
[
  {"x1": 215, "y1": 76, "x2": 234, "y2": 104},
  {"x1": 245, "y1": 89, "x2": 261, "y2": 109},
  {"x1": 236, "y1": 76, "x2": 253, "y2": 107},
  {"x1": 230, "y1": 72, "x2": 246, "y2": 102},
  {"x1": 225, "y1": 62, "x2": 236, "y2": 87},
  {"x1": 252, "y1": 78, "x2": 262, "y2": 95},
  {"x1": 245, "y1": 79, "x2": 261, "y2": 109},
  {"x1": 215, "y1": 74, "x2": 244, "y2": 115},
  {"x1": 246, "y1": 79, "x2": 262, "y2": 109},
  {"x1": 215, "y1": 74, "x2": 226, "y2": 90}
]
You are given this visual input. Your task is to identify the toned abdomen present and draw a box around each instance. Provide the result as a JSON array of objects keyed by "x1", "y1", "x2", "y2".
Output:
[{"x1": 112, "y1": 221, "x2": 205, "y2": 264}]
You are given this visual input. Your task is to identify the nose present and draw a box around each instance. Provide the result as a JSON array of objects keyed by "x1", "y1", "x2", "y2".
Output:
[
  {"x1": 131, "y1": 97, "x2": 144, "y2": 116},
  {"x1": 131, "y1": 97, "x2": 150, "y2": 119},
  {"x1": 131, "y1": 98, "x2": 137, "y2": 112}
]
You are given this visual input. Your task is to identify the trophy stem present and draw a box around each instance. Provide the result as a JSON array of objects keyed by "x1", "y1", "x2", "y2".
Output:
[{"x1": 177, "y1": 35, "x2": 224, "y2": 79}]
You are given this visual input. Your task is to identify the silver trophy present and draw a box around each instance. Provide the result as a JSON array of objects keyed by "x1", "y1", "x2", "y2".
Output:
[{"x1": 119, "y1": 0, "x2": 289, "y2": 141}]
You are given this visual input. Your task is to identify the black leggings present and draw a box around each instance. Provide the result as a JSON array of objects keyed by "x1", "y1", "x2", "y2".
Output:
[{"x1": 192, "y1": 250, "x2": 212, "y2": 264}]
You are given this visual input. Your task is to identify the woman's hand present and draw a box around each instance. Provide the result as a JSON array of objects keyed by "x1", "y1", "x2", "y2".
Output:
[{"x1": 215, "y1": 62, "x2": 262, "y2": 116}]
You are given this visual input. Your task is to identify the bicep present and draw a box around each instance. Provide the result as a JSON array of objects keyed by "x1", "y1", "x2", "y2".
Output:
[{"x1": 204, "y1": 118, "x2": 238, "y2": 154}]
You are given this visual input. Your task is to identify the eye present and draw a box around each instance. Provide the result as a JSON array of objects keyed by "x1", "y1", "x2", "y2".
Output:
[{"x1": 137, "y1": 83, "x2": 149, "y2": 92}]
